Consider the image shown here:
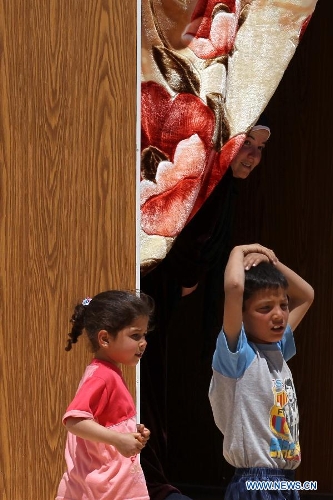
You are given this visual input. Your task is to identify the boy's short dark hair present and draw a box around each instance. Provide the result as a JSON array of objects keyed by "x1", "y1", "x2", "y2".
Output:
[{"x1": 243, "y1": 261, "x2": 288, "y2": 305}]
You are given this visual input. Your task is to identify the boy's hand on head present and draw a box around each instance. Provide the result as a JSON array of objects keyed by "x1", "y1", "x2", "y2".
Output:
[
  {"x1": 244, "y1": 252, "x2": 270, "y2": 270},
  {"x1": 236, "y1": 244, "x2": 278, "y2": 265}
]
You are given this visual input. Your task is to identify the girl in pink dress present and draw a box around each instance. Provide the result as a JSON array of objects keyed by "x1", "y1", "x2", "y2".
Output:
[{"x1": 56, "y1": 290, "x2": 154, "y2": 500}]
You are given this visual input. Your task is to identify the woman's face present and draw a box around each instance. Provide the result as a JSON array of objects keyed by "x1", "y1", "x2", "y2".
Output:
[
  {"x1": 158, "y1": 0, "x2": 198, "y2": 49},
  {"x1": 230, "y1": 128, "x2": 270, "y2": 179}
]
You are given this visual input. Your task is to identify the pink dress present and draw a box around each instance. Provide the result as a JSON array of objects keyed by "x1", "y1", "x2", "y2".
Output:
[{"x1": 56, "y1": 359, "x2": 149, "y2": 500}]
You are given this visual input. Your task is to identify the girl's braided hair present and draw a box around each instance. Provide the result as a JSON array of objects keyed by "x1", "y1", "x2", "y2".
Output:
[{"x1": 65, "y1": 290, "x2": 154, "y2": 352}]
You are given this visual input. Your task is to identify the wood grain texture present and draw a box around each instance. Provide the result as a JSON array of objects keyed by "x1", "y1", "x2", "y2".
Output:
[{"x1": 0, "y1": 1, "x2": 137, "y2": 498}]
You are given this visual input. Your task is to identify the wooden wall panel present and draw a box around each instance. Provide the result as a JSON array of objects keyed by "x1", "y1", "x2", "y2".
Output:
[{"x1": 0, "y1": 1, "x2": 137, "y2": 499}]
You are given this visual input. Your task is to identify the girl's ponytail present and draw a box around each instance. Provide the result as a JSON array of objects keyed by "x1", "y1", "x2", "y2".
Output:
[{"x1": 65, "y1": 302, "x2": 87, "y2": 351}]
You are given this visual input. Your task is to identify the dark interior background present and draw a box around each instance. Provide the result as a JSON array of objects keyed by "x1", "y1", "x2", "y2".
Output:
[{"x1": 163, "y1": 1, "x2": 332, "y2": 497}]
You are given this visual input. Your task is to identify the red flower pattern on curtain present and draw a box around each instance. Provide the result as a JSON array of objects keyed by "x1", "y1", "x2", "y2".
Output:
[{"x1": 141, "y1": 0, "x2": 318, "y2": 270}]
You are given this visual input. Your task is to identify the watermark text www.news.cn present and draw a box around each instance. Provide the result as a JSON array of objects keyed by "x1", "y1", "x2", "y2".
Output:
[{"x1": 246, "y1": 480, "x2": 317, "y2": 491}]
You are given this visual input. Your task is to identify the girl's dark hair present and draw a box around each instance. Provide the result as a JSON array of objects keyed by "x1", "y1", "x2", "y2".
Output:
[
  {"x1": 65, "y1": 290, "x2": 155, "y2": 352},
  {"x1": 243, "y1": 261, "x2": 288, "y2": 306}
]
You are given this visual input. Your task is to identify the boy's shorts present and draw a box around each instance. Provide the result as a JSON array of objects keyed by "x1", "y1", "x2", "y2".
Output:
[{"x1": 225, "y1": 467, "x2": 299, "y2": 500}]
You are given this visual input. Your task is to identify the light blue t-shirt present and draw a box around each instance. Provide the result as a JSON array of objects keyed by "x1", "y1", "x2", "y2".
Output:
[{"x1": 209, "y1": 325, "x2": 300, "y2": 470}]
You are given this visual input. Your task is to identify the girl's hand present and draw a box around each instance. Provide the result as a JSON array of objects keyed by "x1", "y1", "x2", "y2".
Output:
[
  {"x1": 244, "y1": 252, "x2": 271, "y2": 270},
  {"x1": 136, "y1": 423, "x2": 150, "y2": 445},
  {"x1": 112, "y1": 431, "x2": 146, "y2": 458}
]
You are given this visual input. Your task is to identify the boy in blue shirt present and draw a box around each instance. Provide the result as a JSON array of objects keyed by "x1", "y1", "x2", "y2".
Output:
[{"x1": 209, "y1": 243, "x2": 314, "y2": 499}]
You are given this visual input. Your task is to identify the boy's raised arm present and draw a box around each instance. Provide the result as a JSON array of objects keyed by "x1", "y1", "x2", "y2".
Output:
[
  {"x1": 223, "y1": 246, "x2": 245, "y2": 351},
  {"x1": 275, "y1": 261, "x2": 314, "y2": 331}
]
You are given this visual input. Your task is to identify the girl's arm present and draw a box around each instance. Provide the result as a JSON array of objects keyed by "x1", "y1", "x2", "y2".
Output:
[
  {"x1": 275, "y1": 260, "x2": 314, "y2": 331},
  {"x1": 65, "y1": 417, "x2": 145, "y2": 458}
]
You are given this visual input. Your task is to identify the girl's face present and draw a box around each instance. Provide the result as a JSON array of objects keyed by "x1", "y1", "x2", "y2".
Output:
[
  {"x1": 96, "y1": 315, "x2": 149, "y2": 367},
  {"x1": 243, "y1": 287, "x2": 289, "y2": 344},
  {"x1": 230, "y1": 128, "x2": 270, "y2": 179}
]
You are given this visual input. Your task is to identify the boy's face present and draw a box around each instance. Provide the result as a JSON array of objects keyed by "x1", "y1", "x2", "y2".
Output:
[{"x1": 243, "y1": 287, "x2": 289, "y2": 344}]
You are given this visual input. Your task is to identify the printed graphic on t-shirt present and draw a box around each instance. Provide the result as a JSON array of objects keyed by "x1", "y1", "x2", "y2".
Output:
[{"x1": 269, "y1": 378, "x2": 300, "y2": 462}]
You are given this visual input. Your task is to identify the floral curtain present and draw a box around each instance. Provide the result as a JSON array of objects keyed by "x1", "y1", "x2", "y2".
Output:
[{"x1": 140, "y1": 0, "x2": 318, "y2": 273}]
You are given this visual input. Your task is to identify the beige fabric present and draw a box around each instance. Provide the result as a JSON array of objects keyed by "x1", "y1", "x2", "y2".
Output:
[{"x1": 140, "y1": 0, "x2": 318, "y2": 271}]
